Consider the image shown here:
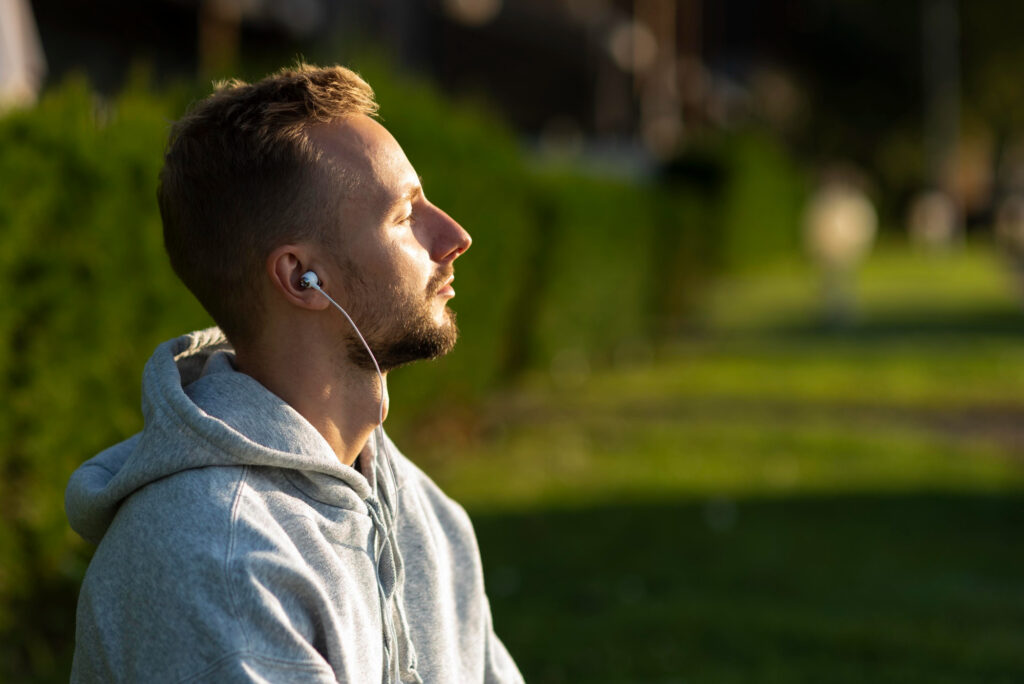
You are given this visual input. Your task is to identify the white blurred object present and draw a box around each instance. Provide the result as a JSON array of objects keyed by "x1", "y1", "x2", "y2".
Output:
[
  {"x1": 0, "y1": 0, "x2": 46, "y2": 111},
  {"x1": 804, "y1": 179, "x2": 877, "y2": 326},
  {"x1": 804, "y1": 183, "x2": 878, "y2": 270},
  {"x1": 607, "y1": 19, "x2": 658, "y2": 73},
  {"x1": 907, "y1": 189, "x2": 959, "y2": 250}
]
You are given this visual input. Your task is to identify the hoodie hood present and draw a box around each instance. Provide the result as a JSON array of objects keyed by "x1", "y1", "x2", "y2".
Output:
[{"x1": 66, "y1": 327, "x2": 373, "y2": 544}]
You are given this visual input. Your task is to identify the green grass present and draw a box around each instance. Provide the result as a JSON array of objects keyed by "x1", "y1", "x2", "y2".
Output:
[
  {"x1": 403, "y1": 243, "x2": 1024, "y2": 683},
  {"x1": 698, "y1": 241, "x2": 1023, "y2": 335}
]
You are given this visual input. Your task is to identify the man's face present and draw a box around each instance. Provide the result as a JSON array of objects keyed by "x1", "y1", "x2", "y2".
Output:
[{"x1": 308, "y1": 115, "x2": 472, "y2": 372}]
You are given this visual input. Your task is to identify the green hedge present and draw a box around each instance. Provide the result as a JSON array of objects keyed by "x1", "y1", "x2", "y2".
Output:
[
  {"x1": 0, "y1": 63, "x2": 801, "y2": 680},
  {"x1": 0, "y1": 76, "x2": 212, "y2": 680}
]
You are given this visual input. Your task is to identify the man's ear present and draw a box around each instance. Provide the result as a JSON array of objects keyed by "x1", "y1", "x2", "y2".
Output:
[{"x1": 266, "y1": 245, "x2": 329, "y2": 310}]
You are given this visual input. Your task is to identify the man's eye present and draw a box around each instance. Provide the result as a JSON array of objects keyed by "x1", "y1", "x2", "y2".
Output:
[{"x1": 398, "y1": 213, "x2": 413, "y2": 225}]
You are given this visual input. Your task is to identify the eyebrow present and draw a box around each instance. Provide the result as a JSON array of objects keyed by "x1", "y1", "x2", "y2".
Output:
[{"x1": 388, "y1": 177, "x2": 424, "y2": 215}]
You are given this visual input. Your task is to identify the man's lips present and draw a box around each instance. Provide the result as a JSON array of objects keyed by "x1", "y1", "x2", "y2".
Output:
[{"x1": 437, "y1": 275, "x2": 455, "y2": 297}]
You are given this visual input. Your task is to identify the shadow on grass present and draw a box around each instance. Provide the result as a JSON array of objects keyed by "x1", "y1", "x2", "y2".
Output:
[{"x1": 475, "y1": 492, "x2": 1024, "y2": 684}]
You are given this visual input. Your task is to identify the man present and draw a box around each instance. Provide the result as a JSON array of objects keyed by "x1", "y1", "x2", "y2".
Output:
[{"x1": 65, "y1": 63, "x2": 524, "y2": 683}]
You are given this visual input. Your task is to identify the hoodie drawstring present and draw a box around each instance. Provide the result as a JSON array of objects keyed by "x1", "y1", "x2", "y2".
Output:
[{"x1": 367, "y1": 441, "x2": 422, "y2": 684}]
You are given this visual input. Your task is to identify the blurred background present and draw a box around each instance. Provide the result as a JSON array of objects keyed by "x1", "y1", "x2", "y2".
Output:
[{"x1": 3, "y1": 0, "x2": 1024, "y2": 681}]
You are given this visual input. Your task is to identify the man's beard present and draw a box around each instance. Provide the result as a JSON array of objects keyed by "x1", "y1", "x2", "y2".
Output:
[
  {"x1": 350, "y1": 304, "x2": 458, "y2": 372},
  {"x1": 341, "y1": 267, "x2": 459, "y2": 373}
]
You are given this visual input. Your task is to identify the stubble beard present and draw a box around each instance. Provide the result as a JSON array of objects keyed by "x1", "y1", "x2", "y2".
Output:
[
  {"x1": 340, "y1": 266, "x2": 460, "y2": 373},
  {"x1": 349, "y1": 302, "x2": 459, "y2": 373}
]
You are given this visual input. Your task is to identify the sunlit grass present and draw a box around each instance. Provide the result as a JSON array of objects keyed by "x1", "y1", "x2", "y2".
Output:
[
  {"x1": 699, "y1": 241, "x2": 1021, "y2": 334},
  {"x1": 415, "y1": 243, "x2": 1024, "y2": 510},
  {"x1": 422, "y1": 410, "x2": 1024, "y2": 512}
]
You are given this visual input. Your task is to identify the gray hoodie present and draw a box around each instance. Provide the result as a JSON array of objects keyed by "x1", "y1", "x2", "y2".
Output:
[{"x1": 66, "y1": 328, "x2": 524, "y2": 683}]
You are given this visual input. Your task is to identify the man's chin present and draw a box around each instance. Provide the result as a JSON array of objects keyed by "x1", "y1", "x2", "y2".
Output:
[{"x1": 352, "y1": 313, "x2": 459, "y2": 372}]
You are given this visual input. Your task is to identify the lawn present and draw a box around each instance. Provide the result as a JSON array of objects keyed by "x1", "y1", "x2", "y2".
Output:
[{"x1": 405, "y1": 244, "x2": 1024, "y2": 683}]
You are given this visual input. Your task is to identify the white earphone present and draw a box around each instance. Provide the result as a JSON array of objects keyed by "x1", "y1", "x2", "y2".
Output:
[{"x1": 299, "y1": 271, "x2": 320, "y2": 290}]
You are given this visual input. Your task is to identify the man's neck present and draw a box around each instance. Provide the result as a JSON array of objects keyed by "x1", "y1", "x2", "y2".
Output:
[{"x1": 235, "y1": 343, "x2": 388, "y2": 467}]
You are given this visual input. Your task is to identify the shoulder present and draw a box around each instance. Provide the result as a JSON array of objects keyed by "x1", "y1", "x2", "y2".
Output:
[
  {"x1": 81, "y1": 464, "x2": 253, "y2": 614},
  {"x1": 105, "y1": 464, "x2": 373, "y2": 588},
  {"x1": 75, "y1": 465, "x2": 251, "y2": 680},
  {"x1": 94, "y1": 464, "x2": 246, "y2": 575},
  {"x1": 76, "y1": 464, "x2": 379, "y2": 681}
]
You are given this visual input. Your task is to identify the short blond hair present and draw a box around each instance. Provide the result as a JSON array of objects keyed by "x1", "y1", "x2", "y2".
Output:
[{"x1": 158, "y1": 63, "x2": 378, "y2": 346}]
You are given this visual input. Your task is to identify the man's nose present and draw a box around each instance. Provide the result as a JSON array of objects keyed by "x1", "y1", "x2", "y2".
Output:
[{"x1": 428, "y1": 205, "x2": 472, "y2": 263}]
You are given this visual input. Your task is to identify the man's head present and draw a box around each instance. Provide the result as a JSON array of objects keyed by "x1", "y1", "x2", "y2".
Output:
[
  {"x1": 297, "y1": 115, "x2": 471, "y2": 372},
  {"x1": 158, "y1": 63, "x2": 470, "y2": 369}
]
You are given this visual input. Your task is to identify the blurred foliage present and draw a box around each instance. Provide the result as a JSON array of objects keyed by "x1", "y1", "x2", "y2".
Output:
[
  {"x1": 0, "y1": 73, "x2": 210, "y2": 681},
  {"x1": 718, "y1": 133, "x2": 808, "y2": 268},
  {"x1": 0, "y1": 59, "x2": 807, "y2": 681}
]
